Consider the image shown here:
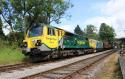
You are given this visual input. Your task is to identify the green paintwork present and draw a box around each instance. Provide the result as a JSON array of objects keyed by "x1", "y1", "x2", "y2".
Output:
[{"x1": 63, "y1": 35, "x2": 90, "y2": 48}]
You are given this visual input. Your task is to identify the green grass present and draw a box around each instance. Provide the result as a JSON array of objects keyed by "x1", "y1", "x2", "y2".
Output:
[{"x1": 0, "y1": 40, "x2": 25, "y2": 65}]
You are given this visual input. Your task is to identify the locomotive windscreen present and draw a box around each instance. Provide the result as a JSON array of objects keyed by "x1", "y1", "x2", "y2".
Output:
[{"x1": 28, "y1": 24, "x2": 43, "y2": 37}]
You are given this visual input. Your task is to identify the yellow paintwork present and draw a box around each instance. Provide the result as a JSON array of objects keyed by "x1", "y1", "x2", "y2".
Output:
[
  {"x1": 23, "y1": 25, "x2": 65, "y2": 49},
  {"x1": 88, "y1": 39, "x2": 97, "y2": 49}
]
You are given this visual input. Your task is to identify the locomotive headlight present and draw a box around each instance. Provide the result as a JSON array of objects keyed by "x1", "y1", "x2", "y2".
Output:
[
  {"x1": 23, "y1": 42, "x2": 27, "y2": 47},
  {"x1": 35, "y1": 40, "x2": 41, "y2": 46}
]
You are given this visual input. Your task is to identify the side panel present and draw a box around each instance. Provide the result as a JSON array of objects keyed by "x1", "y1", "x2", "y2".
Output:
[
  {"x1": 83, "y1": 41, "x2": 90, "y2": 48},
  {"x1": 96, "y1": 41, "x2": 103, "y2": 49},
  {"x1": 42, "y1": 26, "x2": 65, "y2": 49},
  {"x1": 42, "y1": 26, "x2": 58, "y2": 49},
  {"x1": 88, "y1": 39, "x2": 97, "y2": 49},
  {"x1": 63, "y1": 36, "x2": 76, "y2": 48},
  {"x1": 63, "y1": 35, "x2": 89, "y2": 49},
  {"x1": 57, "y1": 29, "x2": 65, "y2": 48}
]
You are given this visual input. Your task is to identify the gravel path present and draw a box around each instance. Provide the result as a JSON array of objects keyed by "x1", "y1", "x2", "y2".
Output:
[{"x1": 65, "y1": 50, "x2": 118, "y2": 79}]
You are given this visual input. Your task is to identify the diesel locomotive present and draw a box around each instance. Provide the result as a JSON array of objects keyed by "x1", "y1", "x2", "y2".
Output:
[{"x1": 22, "y1": 23, "x2": 112, "y2": 59}]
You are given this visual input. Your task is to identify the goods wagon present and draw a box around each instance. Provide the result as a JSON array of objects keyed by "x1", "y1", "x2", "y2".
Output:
[{"x1": 103, "y1": 41, "x2": 112, "y2": 49}]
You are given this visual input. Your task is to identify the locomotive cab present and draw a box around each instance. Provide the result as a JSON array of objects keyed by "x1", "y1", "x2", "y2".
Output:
[{"x1": 22, "y1": 23, "x2": 64, "y2": 56}]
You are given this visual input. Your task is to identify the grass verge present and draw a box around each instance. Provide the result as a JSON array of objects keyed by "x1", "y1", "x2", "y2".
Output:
[{"x1": 0, "y1": 40, "x2": 25, "y2": 65}]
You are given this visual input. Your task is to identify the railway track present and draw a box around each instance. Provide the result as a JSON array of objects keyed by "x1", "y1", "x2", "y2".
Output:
[
  {"x1": 0, "y1": 50, "x2": 111, "y2": 73},
  {"x1": 22, "y1": 49, "x2": 117, "y2": 79},
  {"x1": 0, "y1": 63, "x2": 34, "y2": 73},
  {"x1": 0, "y1": 54, "x2": 90, "y2": 73},
  {"x1": 0, "y1": 53, "x2": 95, "y2": 73},
  {"x1": 0, "y1": 60, "x2": 54, "y2": 73}
]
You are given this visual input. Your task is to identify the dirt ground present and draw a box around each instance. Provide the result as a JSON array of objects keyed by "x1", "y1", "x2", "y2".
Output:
[
  {"x1": 69, "y1": 52, "x2": 123, "y2": 79},
  {"x1": 95, "y1": 52, "x2": 122, "y2": 79}
]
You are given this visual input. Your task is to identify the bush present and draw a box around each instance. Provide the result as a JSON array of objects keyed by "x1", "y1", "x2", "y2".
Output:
[{"x1": 0, "y1": 39, "x2": 25, "y2": 64}]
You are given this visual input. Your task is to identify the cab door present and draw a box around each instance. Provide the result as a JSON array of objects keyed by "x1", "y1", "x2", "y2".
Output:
[{"x1": 45, "y1": 27, "x2": 58, "y2": 49}]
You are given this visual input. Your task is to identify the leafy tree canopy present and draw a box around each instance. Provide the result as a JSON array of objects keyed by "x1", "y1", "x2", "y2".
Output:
[
  {"x1": 74, "y1": 25, "x2": 84, "y2": 35},
  {"x1": 84, "y1": 24, "x2": 98, "y2": 39},
  {"x1": 10, "y1": 0, "x2": 73, "y2": 31},
  {"x1": 99, "y1": 23, "x2": 116, "y2": 43},
  {"x1": 0, "y1": 18, "x2": 5, "y2": 39},
  {"x1": 0, "y1": 0, "x2": 73, "y2": 42}
]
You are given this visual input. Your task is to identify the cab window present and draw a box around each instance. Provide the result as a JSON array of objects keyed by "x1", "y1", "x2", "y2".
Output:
[
  {"x1": 58, "y1": 30, "x2": 62, "y2": 36},
  {"x1": 60, "y1": 30, "x2": 62, "y2": 36},
  {"x1": 61, "y1": 31, "x2": 63, "y2": 36},
  {"x1": 58, "y1": 30, "x2": 60, "y2": 36},
  {"x1": 28, "y1": 24, "x2": 43, "y2": 37},
  {"x1": 48, "y1": 28, "x2": 55, "y2": 36}
]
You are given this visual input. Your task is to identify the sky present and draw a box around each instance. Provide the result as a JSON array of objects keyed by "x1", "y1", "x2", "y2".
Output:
[{"x1": 53, "y1": 0, "x2": 125, "y2": 38}]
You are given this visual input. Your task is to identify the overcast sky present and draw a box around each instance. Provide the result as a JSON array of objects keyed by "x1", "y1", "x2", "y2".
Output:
[{"x1": 53, "y1": 0, "x2": 125, "y2": 38}]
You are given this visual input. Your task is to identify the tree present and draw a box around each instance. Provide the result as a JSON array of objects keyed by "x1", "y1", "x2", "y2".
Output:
[
  {"x1": 74, "y1": 25, "x2": 84, "y2": 35},
  {"x1": 0, "y1": 18, "x2": 5, "y2": 39},
  {"x1": 0, "y1": 0, "x2": 17, "y2": 41},
  {"x1": 99, "y1": 23, "x2": 116, "y2": 43},
  {"x1": 0, "y1": 0, "x2": 73, "y2": 42},
  {"x1": 84, "y1": 24, "x2": 98, "y2": 39},
  {"x1": 10, "y1": 0, "x2": 73, "y2": 32}
]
